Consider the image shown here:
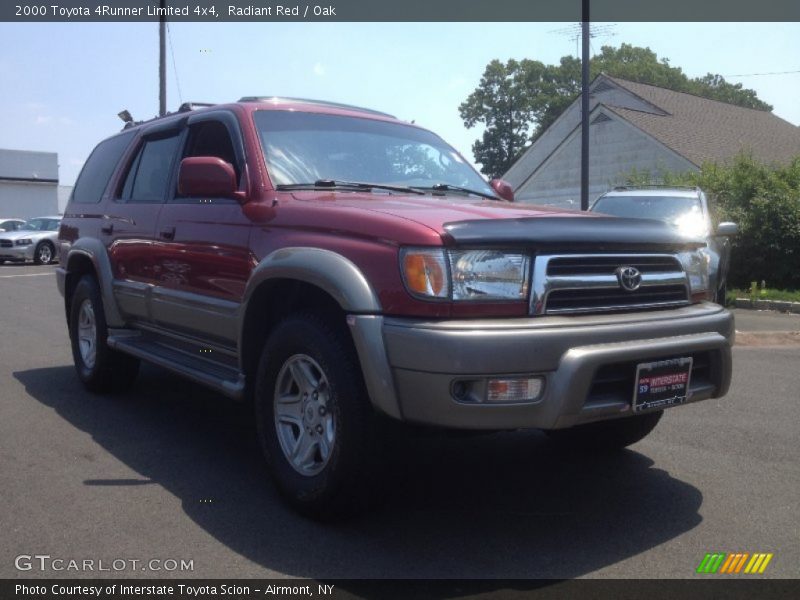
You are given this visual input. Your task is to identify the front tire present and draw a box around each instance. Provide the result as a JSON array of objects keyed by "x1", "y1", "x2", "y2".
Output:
[
  {"x1": 34, "y1": 241, "x2": 55, "y2": 265},
  {"x1": 547, "y1": 411, "x2": 663, "y2": 451},
  {"x1": 69, "y1": 275, "x2": 139, "y2": 393},
  {"x1": 254, "y1": 313, "x2": 384, "y2": 520},
  {"x1": 715, "y1": 283, "x2": 727, "y2": 306}
]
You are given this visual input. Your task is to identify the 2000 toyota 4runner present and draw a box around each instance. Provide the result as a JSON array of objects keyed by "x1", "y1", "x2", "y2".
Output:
[{"x1": 57, "y1": 98, "x2": 733, "y2": 518}]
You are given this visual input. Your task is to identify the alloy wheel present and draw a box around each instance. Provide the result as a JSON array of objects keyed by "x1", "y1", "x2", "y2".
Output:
[{"x1": 273, "y1": 354, "x2": 335, "y2": 476}]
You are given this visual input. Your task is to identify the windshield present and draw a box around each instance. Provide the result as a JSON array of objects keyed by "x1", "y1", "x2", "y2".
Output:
[
  {"x1": 22, "y1": 218, "x2": 60, "y2": 232},
  {"x1": 592, "y1": 195, "x2": 707, "y2": 236},
  {"x1": 254, "y1": 110, "x2": 495, "y2": 198}
]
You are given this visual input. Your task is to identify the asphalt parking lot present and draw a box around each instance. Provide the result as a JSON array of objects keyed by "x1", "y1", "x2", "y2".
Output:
[{"x1": 1, "y1": 263, "x2": 799, "y2": 580}]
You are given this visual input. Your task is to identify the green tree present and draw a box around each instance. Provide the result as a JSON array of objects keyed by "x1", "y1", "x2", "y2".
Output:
[
  {"x1": 457, "y1": 59, "x2": 539, "y2": 181},
  {"x1": 460, "y1": 44, "x2": 773, "y2": 178},
  {"x1": 622, "y1": 154, "x2": 800, "y2": 289}
]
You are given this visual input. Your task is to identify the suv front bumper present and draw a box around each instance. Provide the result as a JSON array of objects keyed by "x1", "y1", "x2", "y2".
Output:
[{"x1": 348, "y1": 302, "x2": 733, "y2": 430}]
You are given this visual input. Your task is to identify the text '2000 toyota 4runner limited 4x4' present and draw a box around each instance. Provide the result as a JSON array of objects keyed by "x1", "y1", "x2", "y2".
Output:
[{"x1": 56, "y1": 98, "x2": 733, "y2": 519}]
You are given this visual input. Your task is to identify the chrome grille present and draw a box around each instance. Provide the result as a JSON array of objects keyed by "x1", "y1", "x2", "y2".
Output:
[
  {"x1": 0, "y1": 240, "x2": 13, "y2": 248},
  {"x1": 531, "y1": 254, "x2": 690, "y2": 315}
]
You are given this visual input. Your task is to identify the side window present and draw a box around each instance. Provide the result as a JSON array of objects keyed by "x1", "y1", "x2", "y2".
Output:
[
  {"x1": 72, "y1": 132, "x2": 134, "y2": 204},
  {"x1": 118, "y1": 134, "x2": 181, "y2": 203},
  {"x1": 172, "y1": 120, "x2": 240, "y2": 203}
]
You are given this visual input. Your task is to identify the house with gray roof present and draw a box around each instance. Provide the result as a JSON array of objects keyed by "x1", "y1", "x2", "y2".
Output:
[{"x1": 502, "y1": 74, "x2": 800, "y2": 209}]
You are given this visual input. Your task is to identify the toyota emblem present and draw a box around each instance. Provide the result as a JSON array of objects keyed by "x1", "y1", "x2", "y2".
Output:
[{"x1": 616, "y1": 266, "x2": 642, "y2": 292}]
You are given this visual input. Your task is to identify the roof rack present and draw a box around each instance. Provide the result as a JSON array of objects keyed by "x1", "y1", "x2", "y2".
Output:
[
  {"x1": 612, "y1": 185, "x2": 701, "y2": 192},
  {"x1": 178, "y1": 102, "x2": 216, "y2": 112},
  {"x1": 238, "y1": 96, "x2": 396, "y2": 118}
]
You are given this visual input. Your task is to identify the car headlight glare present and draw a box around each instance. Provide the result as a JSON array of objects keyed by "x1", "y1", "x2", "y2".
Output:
[
  {"x1": 401, "y1": 248, "x2": 530, "y2": 302},
  {"x1": 678, "y1": 249, "x2": 710, "y2": 298},
  {"x1": 15, "y1": 238, "x2": 33, "y2": 246}
]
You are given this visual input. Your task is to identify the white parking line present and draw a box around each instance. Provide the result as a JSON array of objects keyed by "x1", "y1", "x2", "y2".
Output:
[{"x1": 0, "y1": 272, "x2": 53, "y2": 278}]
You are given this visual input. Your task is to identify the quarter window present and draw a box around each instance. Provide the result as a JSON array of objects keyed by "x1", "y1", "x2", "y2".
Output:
[{"x1": 71, "y1": 132, "x2": 134, "y2": 204}]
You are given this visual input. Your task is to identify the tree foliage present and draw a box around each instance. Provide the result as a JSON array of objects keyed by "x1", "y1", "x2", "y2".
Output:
[
  {"x1": 623, "y1": 155, "x2": 800, "y2": 290},
  {"x1": 460, "y1": 44, "x2": 773, "y2": 178}
]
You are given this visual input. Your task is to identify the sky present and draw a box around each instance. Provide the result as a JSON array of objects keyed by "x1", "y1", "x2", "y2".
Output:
[{"x1": 0, "y1": 21, "x2": 798, "y2": 186}]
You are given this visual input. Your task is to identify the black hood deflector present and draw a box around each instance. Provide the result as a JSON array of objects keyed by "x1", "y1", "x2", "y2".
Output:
[{"x1": 442, "y1": 216, "x2": 705, "y2": 250}]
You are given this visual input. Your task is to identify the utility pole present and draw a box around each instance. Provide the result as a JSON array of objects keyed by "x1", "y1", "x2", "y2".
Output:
[
  {"x1": 580, "y1": 0, "x2": 590, "y2": 211},
  {"x1": 159, "y1": 0, "x2": 166, "y2": 116}
]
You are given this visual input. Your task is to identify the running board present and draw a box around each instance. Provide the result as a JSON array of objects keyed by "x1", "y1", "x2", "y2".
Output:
[{"x1": 107, "y1": 333, "x2": 245, "y2": 400}]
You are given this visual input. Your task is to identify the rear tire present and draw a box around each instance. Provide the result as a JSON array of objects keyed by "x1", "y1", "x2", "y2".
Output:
[
  {"x1": 547, "y1": 411, "x2": 663, "y2": 451},
  {"x1": 254, "y1": 312, "x2": 384, "y2": 520},
  {"x1": 69, "y1": 275, "x2": 139, "y2": 393},
  {"x1": 34, "y1": 241, "x2": 55, "y2": 265}
]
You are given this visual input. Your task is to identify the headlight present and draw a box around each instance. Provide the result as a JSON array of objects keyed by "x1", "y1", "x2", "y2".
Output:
[
  {"x1": 450, "y1": 250, "x2": 530, "y2": 301},
  {"x1": 14, "y1": 238, "x2": 33, "y2": 246},
  {"x1": 401, "y1": 248, "x2": 530, "y2": 302},
  {"x1": 678, "y1": 249, "x2": 710, "y2": 299}
]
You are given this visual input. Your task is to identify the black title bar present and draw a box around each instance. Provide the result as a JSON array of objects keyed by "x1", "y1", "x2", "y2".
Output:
[{"x1": 3, "y1": 0, "x2": 800, "y2": 22}]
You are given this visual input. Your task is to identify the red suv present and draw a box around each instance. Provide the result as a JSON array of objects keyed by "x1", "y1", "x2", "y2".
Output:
[{"x1": 57, "y1": 98, "x2": 733, "y2": 518}]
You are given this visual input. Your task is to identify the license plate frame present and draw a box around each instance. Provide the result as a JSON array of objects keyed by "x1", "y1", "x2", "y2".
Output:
[{"x1": 633, "y1": 357, "x2": 693, "y2": 412}]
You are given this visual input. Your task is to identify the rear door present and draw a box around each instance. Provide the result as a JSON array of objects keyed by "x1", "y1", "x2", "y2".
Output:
[
  {"x1": 107, "y1": 125, "x2": 183, "y2": 324},
  {"x1": 150, "y1": 111, "x2": 252, "y2": 348}
]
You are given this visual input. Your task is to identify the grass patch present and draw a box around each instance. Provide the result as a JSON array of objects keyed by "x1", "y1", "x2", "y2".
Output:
[{"x1": 728, "y1": 288, "x2": 800, "y2": 304}]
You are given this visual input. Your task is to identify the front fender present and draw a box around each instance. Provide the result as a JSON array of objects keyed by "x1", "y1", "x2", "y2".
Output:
[
  {"x1": 239, "y1": 248, "x2": 403, "y2": 419},
  {"x1": 242, "y1": 247, "x2": 382, "y2": 314}
]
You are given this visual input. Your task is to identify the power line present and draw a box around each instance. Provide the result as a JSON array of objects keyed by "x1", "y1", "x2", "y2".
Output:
[
  {"x1": 724, "y1": 69, "x2": 800, "y2": 78},
  {"x1": 166, "y1": 22, "x2": 183, "y2": 105}
]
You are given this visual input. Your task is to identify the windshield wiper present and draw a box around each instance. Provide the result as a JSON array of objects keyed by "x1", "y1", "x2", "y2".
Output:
[
  {"x1": 276, "y1": 179, "x2": 425, "y2": 195},
  {"x1": 413, "y1": 183, "x2": 498, "y2": 200}
]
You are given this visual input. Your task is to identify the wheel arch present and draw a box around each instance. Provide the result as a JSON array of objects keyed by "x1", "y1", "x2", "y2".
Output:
[
  {"x1": 238, "y1": 248, "x2": 398, "y2": 412},
  {"x1": 64, "y1": 239, "x2": 125, "y2": 327},
  {"x1": 239, "y1": 248, "x2": 381, "y2": 375}
]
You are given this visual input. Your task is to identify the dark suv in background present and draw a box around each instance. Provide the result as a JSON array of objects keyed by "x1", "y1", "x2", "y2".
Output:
[
  {"x1": 56, "y1": 98, "x2": 733, "y2": 518},
  {"x1": 591, "y1": 186, "x2": 738, "y2": 304}
]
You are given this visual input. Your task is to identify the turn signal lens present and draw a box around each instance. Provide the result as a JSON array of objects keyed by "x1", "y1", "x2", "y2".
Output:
[
  {"x1": 402, "y1": 249, "x2": 449, "y2": 299},
  {"x1": 487, "y1": 377, "x2": 544, "y2": 403}
]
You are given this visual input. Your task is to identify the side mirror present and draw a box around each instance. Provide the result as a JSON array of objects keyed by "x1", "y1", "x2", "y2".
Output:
[
  {"x1": 490, "y1": 178, "x2": 515, "y2": 202},
  {"x1": 178, "y1": 157, "x2": 241, "y2": 200},
  {"x1": 715, "y1": 222, "x2": 738, "y2": 236}
]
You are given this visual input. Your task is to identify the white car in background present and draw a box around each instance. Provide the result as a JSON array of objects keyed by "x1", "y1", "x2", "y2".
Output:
[
  {"x1": 0, "y1": 216, "x2": 62, "y2": 265},
  {"x1": 0, "y1": 218, "x2": 26, "y2": 233}
]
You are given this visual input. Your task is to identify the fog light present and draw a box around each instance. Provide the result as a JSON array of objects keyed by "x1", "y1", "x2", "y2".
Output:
[{"x1": 487, "y1": 377, "x2": 544, "y2": 403}]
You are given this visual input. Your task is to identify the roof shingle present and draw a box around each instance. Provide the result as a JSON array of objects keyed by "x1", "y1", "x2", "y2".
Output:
[{"x1": 602, "y1": 75, "x2": 800, "y2": 166}]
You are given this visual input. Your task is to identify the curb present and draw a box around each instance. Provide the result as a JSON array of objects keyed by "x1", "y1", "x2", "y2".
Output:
[{"x1": 734, "y1": 298, "x2": 800, "y2": 314}]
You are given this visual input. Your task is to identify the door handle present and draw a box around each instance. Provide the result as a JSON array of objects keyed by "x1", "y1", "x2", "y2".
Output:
[
  {"x1": 160, "y1": 226, "x2": 176, "y2": 240},
  {"x1": 100, "y1": 223, "x2": 113, "y2": 235}
]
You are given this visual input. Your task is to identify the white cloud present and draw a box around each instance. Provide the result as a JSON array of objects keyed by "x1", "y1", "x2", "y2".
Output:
[
  {"x1": 313, "y1": 62, "x2": 325, "y2": 77},
  {"x1": 34, "y1": 115, "x2": 52, "y2": 125}
]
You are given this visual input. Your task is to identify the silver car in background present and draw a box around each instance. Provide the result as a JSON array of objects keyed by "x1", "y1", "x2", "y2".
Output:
[
  {"x1": 590, "y1": 187, "x2": 738, "y2": 304},
  {"x1": 0, "y1": 218, "x2": 26, "y2": 233},
  {"x1": 0, "y1": 216, "x2": 62, "y2": 265}
]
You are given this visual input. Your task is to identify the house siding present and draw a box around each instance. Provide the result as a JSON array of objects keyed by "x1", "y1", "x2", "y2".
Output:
[{"x1": 515, "y1": 111, "x2": 696, "y2": 209}]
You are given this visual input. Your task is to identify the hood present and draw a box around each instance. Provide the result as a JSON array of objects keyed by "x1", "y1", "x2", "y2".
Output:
[
  {"x1": 290, "y1": 191, "x2": 583, "y2": 227},
  {"x1": 289, "y1": 191, "x2": 704, "y2": 249}
]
